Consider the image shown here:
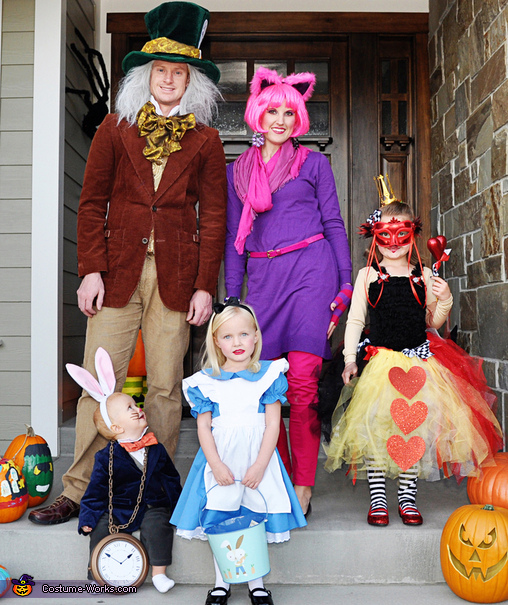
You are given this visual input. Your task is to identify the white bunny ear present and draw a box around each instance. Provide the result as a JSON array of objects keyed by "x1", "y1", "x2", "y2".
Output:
[
  {"x1": 65, "y1": 363, "x2": 104, "y2": 402},
  {"x1": 94, "y1": 347, "x2": 116, "y2": 398}
]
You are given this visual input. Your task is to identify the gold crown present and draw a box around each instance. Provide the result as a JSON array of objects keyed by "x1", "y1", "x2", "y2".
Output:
[{"x1": 374, "y1": 174, "x2": 401, "y2": 207}]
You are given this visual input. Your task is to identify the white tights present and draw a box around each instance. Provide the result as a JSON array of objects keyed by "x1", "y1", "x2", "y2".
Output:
[{"x1": 212, "y1": 558, "x2": 265, "y2": 594}]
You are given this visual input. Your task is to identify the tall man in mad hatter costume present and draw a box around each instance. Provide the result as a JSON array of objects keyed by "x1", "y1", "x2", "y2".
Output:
[{"x1": 30, "y1": 1, "x2": 227, "y2": 525}]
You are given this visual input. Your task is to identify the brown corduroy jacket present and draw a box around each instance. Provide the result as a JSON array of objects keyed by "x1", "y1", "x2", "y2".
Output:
[{"x1": 77, "y1": 114, "x2": 227, "y2": 312}]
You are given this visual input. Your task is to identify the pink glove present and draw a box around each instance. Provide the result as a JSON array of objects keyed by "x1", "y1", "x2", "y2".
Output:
[{"x1": 330, "y1": 284, "x2": 354, "y2": 326}]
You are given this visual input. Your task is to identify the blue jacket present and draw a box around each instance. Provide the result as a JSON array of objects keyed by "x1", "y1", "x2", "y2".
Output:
[{"x1": 78, "y1": 441, "x2": 181, "y2": 534}]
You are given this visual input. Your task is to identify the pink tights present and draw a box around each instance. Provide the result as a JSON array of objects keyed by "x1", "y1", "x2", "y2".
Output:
[{"x1": 276, "y1": 351, "x2": 323, "y2": 486}]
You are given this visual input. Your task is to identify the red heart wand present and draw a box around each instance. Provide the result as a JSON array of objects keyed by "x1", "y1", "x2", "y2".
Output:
[{"x1": 427, "y1": 236, "x2": 451, "y2": 276}]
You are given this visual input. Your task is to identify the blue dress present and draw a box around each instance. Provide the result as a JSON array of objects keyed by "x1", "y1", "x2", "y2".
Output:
[{"x1": 170, "y1": 359, "x2": 307, "y2": 542}]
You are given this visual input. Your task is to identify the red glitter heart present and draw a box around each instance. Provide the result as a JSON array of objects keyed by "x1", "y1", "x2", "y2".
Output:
[
  {"x1": 427, "y1": 236, "x2": 447, "y2": 261},
  {"x1": 390, "y1": 399, "x2": 428, "y2": 435},
  {"x1": 388, "y1": 366, "x2": 426, "y2": 400},
  {"x1": 387, "y1": 435, "x2": 426, "y2": 471}
]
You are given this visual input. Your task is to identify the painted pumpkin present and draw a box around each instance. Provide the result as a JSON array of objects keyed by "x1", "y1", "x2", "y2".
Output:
[
  {"x1": 440, "y1": 504, "x2": 508, "y2": 603},
  {"x1": 0, "y1": 565, "x2": 11, "y2": 598},
  {"x1": 127, "y1": 330, "x2": 146, "y2": 377},
  {"x1": 0, "y1": 458, "x2": 28, "y2": 522},
  {"x1": 4, "y1": 425, "x2": 53, "y2": 507},
  {"x1": 468, "y1": 453, "x2": 508, "y2": 509}
]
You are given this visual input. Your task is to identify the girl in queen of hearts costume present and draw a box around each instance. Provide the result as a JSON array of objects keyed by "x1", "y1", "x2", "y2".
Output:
[
  {"x1": 170, "y1": 299, "x2": 306, "y2": 605},
  {"x1": 325, "y1": 178, "x2": 503, "y2": 526}
]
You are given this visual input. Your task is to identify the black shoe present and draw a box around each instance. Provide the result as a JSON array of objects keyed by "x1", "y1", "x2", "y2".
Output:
[
  {"x1": 304, "y1": 500, "x2": 312, "y2": 519},
  {"x1": 249, "y1": 588, "x2": 274, "y2": 605},
  {"x1": 205, "y1": 587, "x2": 231, "y2": 604}
]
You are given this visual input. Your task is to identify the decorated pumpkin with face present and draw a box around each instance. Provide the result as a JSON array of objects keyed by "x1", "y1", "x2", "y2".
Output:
[
  {"x1": 0, "y1": 459, "x2": 28, "y2": 523},
  {"x1": 4, "y1": 426, "x2": 53, "y2": 506},
  {"x1": 441, "y1": 504, "x2": 508, "y2": 603}
]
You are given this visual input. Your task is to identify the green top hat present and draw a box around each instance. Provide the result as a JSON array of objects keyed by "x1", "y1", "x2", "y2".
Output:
[{"x1": 122, "y1": 1, "x2": 220, "y2": 84}]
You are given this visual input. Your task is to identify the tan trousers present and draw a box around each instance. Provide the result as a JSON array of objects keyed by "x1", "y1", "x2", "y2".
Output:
[{"x1": 62, "y1": 255, "x2": 190, "y2": 503}]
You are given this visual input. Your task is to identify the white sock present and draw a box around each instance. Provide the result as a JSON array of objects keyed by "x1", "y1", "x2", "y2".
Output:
[
  {"x1": 211, "y1": 557, "x2": 230, "y2": 595},
  {"x1": 152, "y1": 574, "x2": 175, "y2": 593},
  {"x1": 248, "y1": 577, "x2": 267, "y2": 595}
]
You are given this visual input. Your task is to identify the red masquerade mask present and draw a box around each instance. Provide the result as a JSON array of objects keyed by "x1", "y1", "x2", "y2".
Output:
[{"x1": 373, "y1": 219, "x2": 415, "y2": 247}]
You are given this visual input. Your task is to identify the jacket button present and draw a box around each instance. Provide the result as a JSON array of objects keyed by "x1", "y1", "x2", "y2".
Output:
[
  {"x1": 152, "y1": 205, "x2": 157, "y2": 212},
  {"x1": 142, "y1": 238, "x2": 149, "y2": 245}
]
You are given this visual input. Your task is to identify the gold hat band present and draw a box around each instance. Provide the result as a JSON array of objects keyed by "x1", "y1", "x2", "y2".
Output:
[{"x1": 141, "y1": 37, "x2": 202, "y2": 59}]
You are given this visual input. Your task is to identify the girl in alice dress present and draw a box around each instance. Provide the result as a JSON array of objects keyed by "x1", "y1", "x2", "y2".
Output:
[
  {"x1": 170, "y1": 298, "x2": 306, "y2": 605},
  {"x1": 325, "y1": 190, "x2": 503, "y2": 527}
]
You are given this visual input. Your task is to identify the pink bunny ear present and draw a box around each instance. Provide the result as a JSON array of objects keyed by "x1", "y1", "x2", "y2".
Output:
[
  {"x1": 283, "y1": 72, "x2": 316, "y2": 102},
  {"x1": 65, "y1": 363, "x2": 104, "y2": 402},
  {"x1": 94, "y1": 347, "x2": 116, "y2": 398},
  {"x1": 250, "y1": 67, "x2": 284, "y2": 96}
]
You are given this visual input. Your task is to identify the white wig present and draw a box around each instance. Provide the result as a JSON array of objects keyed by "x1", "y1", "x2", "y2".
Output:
[{"x1": 115, "y1": 61, "x2": 222, "y2": 126}]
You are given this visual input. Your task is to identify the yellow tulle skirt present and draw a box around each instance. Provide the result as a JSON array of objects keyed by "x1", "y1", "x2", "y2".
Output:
[{"x1": 324, "y1": 346, "x2": 502, "y2": 481}]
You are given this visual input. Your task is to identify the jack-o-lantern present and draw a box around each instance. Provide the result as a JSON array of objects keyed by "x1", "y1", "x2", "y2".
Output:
[
  {"x1": 441, "y1": 504, "x2": 508, "y2": 603},
  {"x1": 468, "y1": 453, "x2": 508, "y2": 509},
  {"x1": 4, "y1": 425, "x2": 53, "y2": 507},
  {"x1": 0, "y1": 458, "x2": 28, "y2": 523}
]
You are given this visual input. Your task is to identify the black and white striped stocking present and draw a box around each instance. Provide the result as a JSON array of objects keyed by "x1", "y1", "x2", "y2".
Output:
[
  {"x1": 398, "y1": 466, "x2": 419, "y2": 515},
  {"x1": 366, "y1": 459, "x2": 387, "y2": 515}
]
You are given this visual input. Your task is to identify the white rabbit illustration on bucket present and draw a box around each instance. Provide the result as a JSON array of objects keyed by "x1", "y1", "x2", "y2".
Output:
[{"x1": 221, "y1": 535, "x2": 247, "y2": 577}]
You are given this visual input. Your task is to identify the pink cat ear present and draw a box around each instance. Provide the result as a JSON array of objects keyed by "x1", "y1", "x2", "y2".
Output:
[
  {"x1": 283, "y1": 72, "x2": 316, "y2": 101},
  {"x1": 94, "y1": 347, "x2": 116, "y2": 398},
  {"x1": 65, "y1": 364, "x2": 104, "y2": 402},
  {"x1": 250, "y1": 67, "x2": 283, "y2": 96}
]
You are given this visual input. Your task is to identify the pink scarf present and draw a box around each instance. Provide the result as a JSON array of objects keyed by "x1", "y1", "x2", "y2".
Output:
[{"x1": 233, "y1": 140, "x2": 310, "y2": 254}]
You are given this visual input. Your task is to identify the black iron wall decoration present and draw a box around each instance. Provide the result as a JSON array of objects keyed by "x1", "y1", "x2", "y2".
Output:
[{"x1": 65, "y1": 28, "x2": 110, "y2": 139}]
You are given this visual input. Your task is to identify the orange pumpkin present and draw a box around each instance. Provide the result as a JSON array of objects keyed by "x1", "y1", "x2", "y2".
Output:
[
  {"x1": 0, "y1": 458, "x2": 28, "y2": 522},
  {"x1": 4, "y1": 425, "x2": 53, "y2": 507},
  {"x1": 440, "y1": 504, "x2": 508, "y2": 603},
  {"x1": 127, "y1": 330, "x2": 146, "y2": 377},
  {"x1": 468, "y1": 453, "x2": 508, "y2": 509}
]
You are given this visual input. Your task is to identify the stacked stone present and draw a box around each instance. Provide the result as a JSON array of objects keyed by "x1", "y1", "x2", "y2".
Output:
[{"x1": 429, "y1": 0, "x2": 508, "y2": 441}]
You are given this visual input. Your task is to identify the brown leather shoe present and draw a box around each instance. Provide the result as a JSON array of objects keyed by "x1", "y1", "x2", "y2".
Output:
[{"x1": 28, "y1": 495, "x2": 80, "y2": 525}]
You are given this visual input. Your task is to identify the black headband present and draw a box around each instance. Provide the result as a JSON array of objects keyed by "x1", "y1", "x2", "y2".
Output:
[{"x1": 212, "y1": 297, "x2": 254, "y2": 317}]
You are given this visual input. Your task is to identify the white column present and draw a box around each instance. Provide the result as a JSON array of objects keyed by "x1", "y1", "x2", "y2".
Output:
[{"x1": 31, "y1": 0, "x2": 66, "y2": 454}]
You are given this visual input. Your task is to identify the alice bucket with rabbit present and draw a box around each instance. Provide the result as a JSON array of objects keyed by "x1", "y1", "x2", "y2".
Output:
[{"x1": 200, "y1": 484, "x2": 270, "y2": 583}]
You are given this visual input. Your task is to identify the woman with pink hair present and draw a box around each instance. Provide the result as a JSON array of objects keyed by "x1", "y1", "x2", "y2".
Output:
[{"x1": 225, "y1": 67, "x2": 353, "y2": 517}]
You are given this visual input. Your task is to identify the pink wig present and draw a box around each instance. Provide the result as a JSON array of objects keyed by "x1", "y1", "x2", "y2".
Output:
[{"x1": 245, "y1": 67, "x2": 316, "y2": 138}]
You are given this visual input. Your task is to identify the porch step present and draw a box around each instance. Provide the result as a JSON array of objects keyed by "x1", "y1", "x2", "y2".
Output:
[{"x1": 1, "y1": 419, "x2": 468, "y2": 585}]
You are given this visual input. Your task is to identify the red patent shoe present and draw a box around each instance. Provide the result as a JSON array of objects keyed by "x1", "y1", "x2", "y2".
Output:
[
  {"x1": 398, "y1": 505, "x2": 423, "y2": 525},
  {"x1": 367, "y1": 505, "x2": 389, "y2": 526}
]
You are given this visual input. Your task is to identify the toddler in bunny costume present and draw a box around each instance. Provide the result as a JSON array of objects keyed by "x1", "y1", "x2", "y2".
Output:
[{"x1": 67, "y1": 348, "x2": 182, "y2": 593}]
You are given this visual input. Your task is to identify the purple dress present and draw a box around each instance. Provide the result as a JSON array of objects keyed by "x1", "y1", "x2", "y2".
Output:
[{"x1": 225, "y1": 151, "x2": 352, "y2": 360}]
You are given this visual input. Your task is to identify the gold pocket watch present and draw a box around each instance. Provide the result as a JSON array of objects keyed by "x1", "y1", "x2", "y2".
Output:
[
  {"x1": 90, "y1": 532, "x2": 149, "y2": 588},
  {"x1": 90, "y1": 442, "x2": 150, "y2": 588}
]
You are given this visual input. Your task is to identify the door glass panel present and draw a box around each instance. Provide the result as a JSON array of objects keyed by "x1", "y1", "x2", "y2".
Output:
[
  {"x1": 398, "y1": 101, "x2": 407, "y2": 134},
  {"x1": 254, "y1": 61, "x2": 287, "y2": 76},
  {"x1": 381, "y1": 60, "x2": 391, "y2": 94},
  {"x1": 216, "y1": 61, "x2": 248, "y2": 94},
  {"x1": 213, "y1": 102, "x2": 248, "y2": 135},
  {"x1": 306, "y1": 102, "x2": 329, "y2": 136},
  {"x1": 382, "y1": 101, "x2": 391, "y2": 135},
  {"x1": 398, "y1": 59, "x2": 408, "y2": 94},
  {"x1": 295, "y1": 61, "x2": 329, "y2": 94}
]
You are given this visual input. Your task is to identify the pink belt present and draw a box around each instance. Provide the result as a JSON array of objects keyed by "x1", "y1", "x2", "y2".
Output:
[{"x1": 249, "y1": 233, "x2": 324, "y2": 259}]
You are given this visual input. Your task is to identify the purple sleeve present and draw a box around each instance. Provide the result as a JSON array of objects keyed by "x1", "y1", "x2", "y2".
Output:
[
  {"x1": 224, "y1": 163, "x2": 247, "y2": 298},
  {"x1": 315, "y1": 155, "x2": 352, "y2": 287}
]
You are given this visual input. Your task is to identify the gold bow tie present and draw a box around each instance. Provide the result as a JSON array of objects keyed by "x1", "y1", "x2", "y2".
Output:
[{"x1": 137, "y1": 102, "x2": 196, "y2": 164}]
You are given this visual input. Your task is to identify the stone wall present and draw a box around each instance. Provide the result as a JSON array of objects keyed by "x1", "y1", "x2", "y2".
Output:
[{"x1": 429, "y1": 0, "x2": 508, "y2": 444}]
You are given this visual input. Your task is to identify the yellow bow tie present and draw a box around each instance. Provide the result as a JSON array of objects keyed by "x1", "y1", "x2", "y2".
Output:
[{"x1": 137, "y1": 102, "x2": 196, "y2": 164}]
